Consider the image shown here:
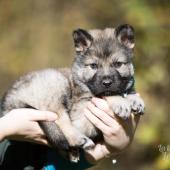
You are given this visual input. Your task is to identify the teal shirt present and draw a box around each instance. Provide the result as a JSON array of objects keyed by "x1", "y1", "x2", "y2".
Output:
[
  {"x1": 44, "y1": 148, "x2": 92, "y2": 170},
  {"x1": 0, "y1": 140, "x2": 93, "y2": 170}
]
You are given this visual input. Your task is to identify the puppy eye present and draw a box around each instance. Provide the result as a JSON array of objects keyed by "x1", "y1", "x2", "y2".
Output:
[
  {"x1": 114, "y1": 62, "x2": 123, "y2": 68},
  {"x1": 89, "y1": 63, "x2": 98, "y2": 69}
]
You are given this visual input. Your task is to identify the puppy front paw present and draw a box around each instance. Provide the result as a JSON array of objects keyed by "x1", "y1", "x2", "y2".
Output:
[
  {"x1": 127, "y1": 94, "x2": 145, "y2": 115},
  {"x1": 109, "y1": 96, "x2": 131, "y2": 119}
]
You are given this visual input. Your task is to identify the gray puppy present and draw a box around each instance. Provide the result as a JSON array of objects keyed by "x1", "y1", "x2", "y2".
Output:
[{"x1": 0, "y1": 24, "x2": 144, "y2": 162}]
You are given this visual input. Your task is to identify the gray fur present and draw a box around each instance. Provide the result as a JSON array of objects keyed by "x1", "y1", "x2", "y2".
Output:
[{"x1": 0, "y1": 24, "x2": 145, "y2": 162}]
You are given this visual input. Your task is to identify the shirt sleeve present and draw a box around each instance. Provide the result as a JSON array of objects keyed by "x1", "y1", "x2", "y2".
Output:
[
  {"x1": 0, "y1": 140, "x2": 47, "y2": 170},
  {"x1": 0, "y1": 140, "x2": 11, "y2": 166}
]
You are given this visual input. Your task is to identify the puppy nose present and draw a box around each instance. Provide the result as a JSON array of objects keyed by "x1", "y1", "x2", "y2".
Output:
[{"x1": 102, "y1": 79, "x2": 112, "y2": 88}]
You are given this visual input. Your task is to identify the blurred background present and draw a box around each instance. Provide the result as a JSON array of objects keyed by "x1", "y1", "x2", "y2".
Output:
[{"x1": 0, "y1": 0, "x2": 169, "y2": 169}]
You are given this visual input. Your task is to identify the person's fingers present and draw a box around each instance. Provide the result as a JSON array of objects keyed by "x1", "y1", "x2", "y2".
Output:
[
  {"x1": 86, "y1": 142, "x2": 111, "y2": 158},
  {"x1": 91, "y1": 97, "x2": 113, "y2": 117},
  {"x1": 24, "y1": 137, "x2": 50, "y2": 146},
  {"x1": 29, "y1": 110, "x2": 58, "y2": 121},
  {"x1": 13, "y1": 109, "x2": 58, "y2": 121},
  {"x1": 84, "y1": 108, "x2": 112, "y2": 134},
  {"x1": 87, "y1": 102, "x2": 118, "y2": 127},
  {"x1": 85, "y1": 142, "x2": 106, "y2": 159},
  {"x1": 37, "y1": 139, "x2": 49, "y2": 146},
  {"x1": 34, "y1": 136, "x2": 50, "y2": 146},
  {"x1": 30, "y1": 123, "x2": 45, "y2": 134}
]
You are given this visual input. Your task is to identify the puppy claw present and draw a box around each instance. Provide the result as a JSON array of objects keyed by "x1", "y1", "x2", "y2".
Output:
[
  {"x1": 127, "y1": 94, "x2": 145, "y2": 115},
  {"x1": 112, "y1": 102, "x2": 131, "y2": 119}
]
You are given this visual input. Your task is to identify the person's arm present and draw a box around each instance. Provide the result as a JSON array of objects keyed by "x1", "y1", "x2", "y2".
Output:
[
  {"x1": 0, "y1": 109, "x2": 57, "y2": 144},
  {"x1": 84, "y1": 97, "x2": 140, "y2": 163}
]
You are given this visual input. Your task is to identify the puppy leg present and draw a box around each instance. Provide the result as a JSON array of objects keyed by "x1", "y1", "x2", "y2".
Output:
[
  {"x1": 105, "y1": 96, "x2": 131, "y2": 119},
  {"x1": 42, "y1": 109, "x2": 94, "y2": 162},
  {"x1": 56, "y1": 110, "x2": 94, "y2": 148}
]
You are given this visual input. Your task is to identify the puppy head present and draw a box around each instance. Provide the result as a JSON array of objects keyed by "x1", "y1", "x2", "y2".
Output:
[{"x1": 72, "y1": 24, "x2": 135, "y2": 96}]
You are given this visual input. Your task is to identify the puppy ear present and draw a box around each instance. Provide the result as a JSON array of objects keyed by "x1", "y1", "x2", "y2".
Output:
[
  {"x1": 72, "y1": 29, "x2": 93, "y2": 53},
  {"x1": 115, "y1": 24, "x2": 135, "y2": 49}
]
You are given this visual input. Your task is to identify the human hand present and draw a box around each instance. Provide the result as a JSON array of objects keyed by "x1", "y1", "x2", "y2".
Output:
[
  {"x1": 84, "y1": 97, "x2": 140, "y2": 163},
  {"x1": 0, "y1": 109, "x2": 57, "y2": 145}
]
